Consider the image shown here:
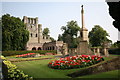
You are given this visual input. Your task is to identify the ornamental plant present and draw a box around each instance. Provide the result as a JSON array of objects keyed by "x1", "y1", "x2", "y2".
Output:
[
  {"x1": 48, "y1": 55, "x2": 104, "y2": 69},
  {"x1": 16, "y1": 53, "x2": 36, "y2": 58},
  {"x1": 1, "y1": 55, "x2": 33, "y2": 80}
]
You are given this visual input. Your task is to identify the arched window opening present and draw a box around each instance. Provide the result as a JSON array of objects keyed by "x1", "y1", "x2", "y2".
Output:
[
  {"x1": 31, "y1": 33, "x2": 32, "y2": 37},
  {"x1": 52, "y1": 46, "x2": 55, "y2": 50},
  {"x1": 28, "y1": 18, "x2": 30, "y2": 23},
  {"x1": 34, "y1": 19, "x2": 36, "y2": 24},
  {"x1": 32, "y1": 47, "x2": 36, "y2": 50},
  {"x1": 36, "y1": 34, "x2": 37, "y2": 37},
  {"x1": 38, "y1": 47, "x2": 41, "y2": 50},
  {"x1": 50, "y1": 47, "x2": 51, "y2": 50},
  {"x1": 48, "y1": 47, "x2": 49, "y2": 50}
]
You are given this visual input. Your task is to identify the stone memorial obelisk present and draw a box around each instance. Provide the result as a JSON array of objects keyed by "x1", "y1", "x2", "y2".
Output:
[{"x1": 77, "y1": 5, "x2": 93, "y2": 55}]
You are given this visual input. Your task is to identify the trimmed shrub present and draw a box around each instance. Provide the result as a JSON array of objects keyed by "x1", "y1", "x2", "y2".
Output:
[
  {"x1": 108, "y1": 48, "x2": 120, "y2": 55},
  {"x1": 1, "y1": 55, "x2": 33, "y2": 80},
  {"x1": 2, "y1": 50, "x2": 57, "y2": 56}
]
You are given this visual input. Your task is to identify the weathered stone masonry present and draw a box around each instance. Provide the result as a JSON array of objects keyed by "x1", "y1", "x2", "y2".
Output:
[{"x1": 23, "y1": 16, "x2": 66, "y2": 53}]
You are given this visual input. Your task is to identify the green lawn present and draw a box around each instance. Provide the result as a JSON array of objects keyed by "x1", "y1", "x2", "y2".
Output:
[
  {"x1": 12, "y1": 55, "x2": 119, "y2": 78},
  {"x1": 14, "y1": 59, "x2": 82, "y2": 78}
]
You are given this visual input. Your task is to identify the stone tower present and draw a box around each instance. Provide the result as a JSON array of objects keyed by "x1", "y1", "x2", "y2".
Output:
[
  {"x1": 23, "y1": 16, "x2": 39, "y2": 43},
  {"x1": 77, "y1": 5, "x2": 92, "y2": 55},
  {"x1": 38, "y1": 24, "x2": 43, "y2": 43},
  {"x1": 23, "y1": 16, "x2": 51, "y2": 50}
]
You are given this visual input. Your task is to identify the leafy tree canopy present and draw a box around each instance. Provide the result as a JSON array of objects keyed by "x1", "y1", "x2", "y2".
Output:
[
  {"x1": 50, "y1": 37, "x2": 56, "y2": 42},
  {"x1": 88, "y1": 25, "x2": 111, "y2": 47},
  {"x1": 111, "y1": 41, "x2": 120, "y2": 48},
  {"x1": 61, "y1": 20, "x2": 80, "y2": 37},
  {"x1": 2, "y1": 14, "x2": 29, "y2": 51},
  {"x1": 59, "y1": 20, "x2": 80, "y2": 48},
  {"x1": 42, "y1": 28, "x2": 50, "y2": 36},
  {"x1": 57, "y1": 34, "x2": 63, "y2": 41}
]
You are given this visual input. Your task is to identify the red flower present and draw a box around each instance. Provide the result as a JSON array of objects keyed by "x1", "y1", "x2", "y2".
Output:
[
  {"x1": 48, "y1": 54, "x2": 104, "y2": 69},
  {"x1": 16, "y1": 53, "x2": 36, "y2": 58},
  {"x1": 86, "y1": 60, "x2": 90, "y2": 63},
  {"x1": 97, "y1": 58, "x2": 101, "y2": 61},
  {"x1": 49, "y1": 62, "x2": 52, "y2": 64},
  {"x1": 92, "y1": 57, "x2": 94, "y2": 60}
]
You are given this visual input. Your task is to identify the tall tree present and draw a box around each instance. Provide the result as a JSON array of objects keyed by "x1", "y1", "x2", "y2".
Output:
[
  {"x1": 88, "y1": 25, "x2": 111, "y2": 47},
  {"x1": 60, "y1": 20, "x2": 80, "y2": 48},
  {"x1": 61, "y1": 20, "x2": 80, "y2": 37},
  {"x1": 111, "y1": 41, "x2": 120, "y2": 48},
  {"x1": 42, "y1": 28, "x2": 50, "y2": 36},
  {"x1": 2, "y1": 14, "x2": 29, "y2": 51},
  {"x1": 57, "y1": 34, "x2": 63, "y2": 41},
  {"x1": 50, "y1": 37, "x2": 56, "y2": 42}
]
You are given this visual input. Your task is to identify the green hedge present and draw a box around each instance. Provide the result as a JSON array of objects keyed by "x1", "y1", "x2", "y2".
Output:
[
  {"x1": 2, "y1": 50, "x2": 57, "y2": 56},
  {"x1": 108, "y1": 48, "x2": 120, "y2": 55}
]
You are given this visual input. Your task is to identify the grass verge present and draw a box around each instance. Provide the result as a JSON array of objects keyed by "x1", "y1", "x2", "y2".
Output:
[{"x1": 12, "y1": 55, "x2": 119, "y2": 78}]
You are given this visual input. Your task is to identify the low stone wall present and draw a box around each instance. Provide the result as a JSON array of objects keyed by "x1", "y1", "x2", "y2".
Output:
[{"x1": 67, "y1": 57, "x2": 120, "y2": 78}]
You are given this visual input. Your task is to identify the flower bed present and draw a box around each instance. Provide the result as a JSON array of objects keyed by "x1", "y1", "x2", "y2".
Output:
[
  {"x1": 16, "y1": 53, "x2": 37, "y2": 58},
  {"x1": 2, "y1": 50, "x2": 57, "y2": 56},
  {"x1": 48, "y1": 55, "x2": 104, "y2": 69}
]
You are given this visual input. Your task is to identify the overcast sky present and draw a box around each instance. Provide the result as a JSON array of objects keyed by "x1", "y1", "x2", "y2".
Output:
[{"x1": 1, "y1": 1, "x2": 119, "y2": 43}]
